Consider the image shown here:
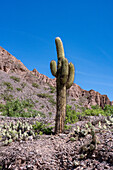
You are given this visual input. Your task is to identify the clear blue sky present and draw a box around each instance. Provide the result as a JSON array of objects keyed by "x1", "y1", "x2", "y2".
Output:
[{"x1": 0, "y1": 0, "x2": 113, "y2": 101}]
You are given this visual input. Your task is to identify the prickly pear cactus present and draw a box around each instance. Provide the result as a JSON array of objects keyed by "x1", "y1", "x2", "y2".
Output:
[{"x1": 50, "y1": 37, "x2": 75, "y2": 134}]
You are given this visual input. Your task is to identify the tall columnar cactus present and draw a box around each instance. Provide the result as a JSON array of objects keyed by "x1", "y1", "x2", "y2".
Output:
[{"x1": 50, "y1": 37, "x2": 75, "y2": 134}]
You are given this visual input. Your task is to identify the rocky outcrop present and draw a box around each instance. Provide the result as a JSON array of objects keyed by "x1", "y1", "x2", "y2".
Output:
[
  {"x1": 68, "y1": 86, "x2": 112, "y2": 109},
  {"x1": 0, "y1": 46, "x2": 28, "y2": 74},
  {"x1": 32, "y1": 68, "x2": 56, "y2": 86},
  {"x1": 0, "y1": 46, "x2": 112, "y2": 109}
]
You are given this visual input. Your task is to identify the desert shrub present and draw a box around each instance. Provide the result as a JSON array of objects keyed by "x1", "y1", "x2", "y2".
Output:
[
  {"x1": 65, "y1": 105, "x2": 80, "y2": 124},
  {"x1": 65, "y1": 104, "x2": 113, "y2": 125},
  {"x1": 64, "y1": 124, "x2": 72, "y2": 130},
  {"x1": 21, "y1": 82, "x2": 26, "y2": 88},
  {"x1": 3, "y1": 82, "x2": 13, "y2": 90},
  {"x1": 44, "y1": 87, "x2": 48, "y2": 90},
  {"x1": 37, "y1": 93, "x2": 52, "y2": 98},
  {"x1": 40, "y1": 105, "x2": 45, "y2": 109},
  {"x1": 1, "y1": 99, "x2": 37, "y2": 117},
  {"x1": 16, "y1": 88, "x2": 22, "y2": 91},
  {"x1": 91, "y1": 105, "x2": 100, "y2": 109},
  {"x1": 104, "y1": 105, "x2": 113, "y2": 116},
  {"x1": 83, "y1": 106, "x2": 104, "y2": 116},
  {"x1": 49, "y1": 85, "x2": 56, "y2": 93},
  {"x1": 36, "y1": 111, "x2": 46, "y2": 118},
  {"x1": 32, "y1": 83, "x2": 39, "y2": 88},
  {"x1": 10, "y1": 76, "x2": 20, "y2": 82},
  {"x1": 0, "y1": 103, "x2": 4, "y2": 111},
  {"x1": 71, "y1": 98, "x2": 76, "y2": 101},
  {"x1": 1, "y1": 93, "x2": 14, "y2": 101},
  {"x1": 32, "y1": 121, "x2": 53, "y2": 135},
  {"x1": 48, "y1": 112, "x2": 52, "y2": 117},
  {"x1": 48, "y1": 98, "x2": 56, "y2": 105},
  {"x1": 81, "y1": 105, "x2": 113, "y2": 117}
]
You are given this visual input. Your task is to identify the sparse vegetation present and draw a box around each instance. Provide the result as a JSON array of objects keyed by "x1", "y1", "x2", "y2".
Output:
[
  {"x1": 44, "y1": 87, "x2": 48, "y2": 90},
  {"x1": 64, "y1": 124, "x2": 72, "y2": 130},
  {"x1": 16, "y1": 88, "x2": 22, "y2": 91},
  {"x1": 48, "y1": 98, "x2": 56, "y2": 105},
  {"x1": 71, "y1": 98, "x2": 76, "y2": 101},
  {"x1": 32, "y1": 82, "x2": 40, "y2": 88},
  {"x1": 49, "y1": 85, "x2": 56, "y2": 93},
  {"x1": 10, "y1": 76, "x2": 20, "y2": 82},
  {"x1": 35, "y1": 100, "x2": 39, "y2": 103},
  {"x1": 65, "y1": 104, "x2": 80, "y2": 124},
  {"x1": 36, "y1": 111, "x2": 46, "y2": 118},
  {"x1": 1, "y1": 93, "x2": 14, "y2": 101},
  {"x1": 3, "y1": 82, "x2": 13, "y2": 90},
  {"x1": 0, "y1": 103, "x2": 4, "y2": 111},
  {"x1": 37, "y1": 93, "x2": 52, "y2": 98},
  {"x1": 48, "y1": 112, "x2": 52, "y2": 117},
  {"x1": 21, "y1": 82, "x2": 26, "y2": 88},
  {"x1": 40, "y1": 105, "x2": 45, "y2": 109}
]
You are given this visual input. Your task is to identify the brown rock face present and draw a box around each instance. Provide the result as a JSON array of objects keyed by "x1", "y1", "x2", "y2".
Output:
[
  {"x1": 68, "y1": 86, "x2": 112, "y2": 109},
  {"x1": 0, "y1": 46, "x2": 112, "y2": 108},
  {"x1": 0, "y1": 46, "x2": 28, "y2": 74}
]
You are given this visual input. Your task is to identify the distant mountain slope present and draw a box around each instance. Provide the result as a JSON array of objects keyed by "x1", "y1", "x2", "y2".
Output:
[{"x1": 0, "y1": 46, "x2": 112, "y2": 112}]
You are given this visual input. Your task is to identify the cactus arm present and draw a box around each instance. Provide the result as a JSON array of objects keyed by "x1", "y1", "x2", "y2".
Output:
[
  {"x1": 55, "y1": 37, "x2": 65, "y2": 59},
  {"x1": 66, "y1": 63, "x2": 75, "y2": 89},
  {"x1": 50, "y1": 60, "x2": 57, "y2": 77},
  {"x1": 61, "y1": 58, "x2": 69, "y2": 84}
]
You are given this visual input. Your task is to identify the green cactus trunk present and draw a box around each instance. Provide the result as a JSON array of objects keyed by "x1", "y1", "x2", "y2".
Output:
[
  {"x1": 50, "y1": 37, "x2": 75, "y2": 134},
  {"x1": 55, "y1": 75, "x2": 67, "y2": 133}
]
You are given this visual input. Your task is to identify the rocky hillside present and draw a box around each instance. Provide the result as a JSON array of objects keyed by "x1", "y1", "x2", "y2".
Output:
[{"x1": 0, "y1": 46, "x2": 112, "y2": 114}]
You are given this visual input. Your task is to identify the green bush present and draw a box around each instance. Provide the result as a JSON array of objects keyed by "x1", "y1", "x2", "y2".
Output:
[
  {"x1": 32, "y1": 121, "x2": 53, "y2": 135},
  {"x1": 32, "y1": 83, "x2": 39, "y2": 88},
  {"x1": 40, "y1": 105, "x2": 45, "y2": 109},
  {"x1": 104, "y1": 105, "x2": 113, "y2": 116},
  {"x1": 21, "y1": 82, "x2": 26, "y2": 88},
  {"x1": 65, "y1": 105, "x2": 79, "y2": 124},
  {"x1": 65, "y1": 104, "x2": 113, "y2": 124},
  {"x1": 71, "y1": 98, "x2": 76, "y2": 101},
  {"x1": 3, "y1": 82, "x2": 13, "y2": 90},
  {"x1": 36, "y1": 111, "x2": 46, "y2": 118},
  {"x1": 0, "y1": 103, "x2": 4, "y2": 111},
  {"x1": 64, "y1": 124, "x2": 72, "y2": 130},
  {"x1": 35, "y1": 100, "x2": 39, "y2": 103},
  {"x1": 48, "y1": 98, "x2": 56, "y2": 105},
  {"x1": 1, "y1": 93, "x2": 14, "y2": 101},
  {"x1": 81, "y1": 105, "x2": 113, "y2": 117},
  {"x1": 10, "y1": 76, "x2": 20, "y2": 82},
  {"x1": 49, "y1": 86, "x2": 56, "y2": 93},
  {"x1": 83, "y1": 105, "x2": 106, "y2": 116},
  {"x1": 48, "y1": 112, "x2": 52, "y2": 117},
  {"x1": 1, "y1": 99, "x2": 37, "y2": 117},
  {"x1": 37, "y1": 93, "x2": 52, "y2": 98},
  {"x1": 16, "y1": 88, "x2": 22, "y2": 91}
]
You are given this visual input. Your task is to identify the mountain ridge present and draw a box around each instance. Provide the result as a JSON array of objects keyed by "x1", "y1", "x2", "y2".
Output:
[{"x1": 0, "y1": 46, "x2": 112, "y2": 109}]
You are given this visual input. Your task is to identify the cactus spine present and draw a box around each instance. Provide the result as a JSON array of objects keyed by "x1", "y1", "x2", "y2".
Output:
[{"x1": 50, "y1": 37, "x2": 75, "y2": 134}]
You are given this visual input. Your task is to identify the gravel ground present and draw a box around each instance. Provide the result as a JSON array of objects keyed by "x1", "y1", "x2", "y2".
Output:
[{"x1": 0, "y1": 115, "x2": 113, "y2": 170}]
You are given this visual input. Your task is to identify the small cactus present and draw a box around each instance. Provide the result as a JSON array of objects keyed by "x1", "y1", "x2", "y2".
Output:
[
  {"x1": 50, "y1": 37, "x2": 75, "y2": 133},
  {"x1": 1, "y1": 120, "x2": 35, "y2": 145}
]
